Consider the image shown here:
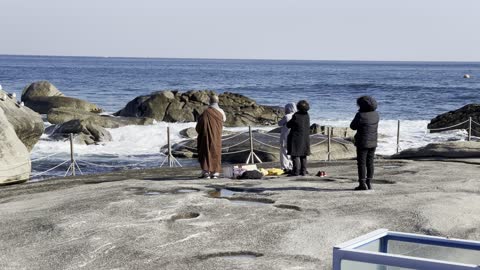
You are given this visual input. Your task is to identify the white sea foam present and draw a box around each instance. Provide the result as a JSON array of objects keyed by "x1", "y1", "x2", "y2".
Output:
[
  {"x1": 318, "y1": 119, "x2": 467, "y2": 156},
  {"x1": 31, "y1": 119, "x2": 468, "y2": 162}
]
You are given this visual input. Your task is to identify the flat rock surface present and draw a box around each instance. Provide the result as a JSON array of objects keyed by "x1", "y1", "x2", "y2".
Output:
[{"x1": 0, "y1": 159, "x2": 479, "y2": 269}]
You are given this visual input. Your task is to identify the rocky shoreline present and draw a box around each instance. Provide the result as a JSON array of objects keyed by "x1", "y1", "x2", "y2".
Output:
[{"x1": 0, "y1": 159, "x2": 479, "y2": 269}]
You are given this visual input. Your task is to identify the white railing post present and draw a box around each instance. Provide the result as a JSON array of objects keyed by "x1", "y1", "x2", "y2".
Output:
[
  {"x1": 167, "y1": 126, "x2": 172, "y2": 167},
  {"x1": 327, "y1": 126, "x2": 331, "y2": 161},
  {"x1": 396, "y1": 120, "x2": 401, "y2": 154},
  {"x1": 245, "y1": 126, "x2": 262, "y2": 164},
  {"x1": 468, "y1": 117, "x2": 472, "y2": 141},
  {"x1": 69, "y1": 133, "x2": 75, "y2": 176}
]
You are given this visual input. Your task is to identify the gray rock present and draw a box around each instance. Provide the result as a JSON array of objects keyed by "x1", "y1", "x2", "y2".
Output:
[
  {"x1": 47, "y1": 108, "x2": 154, "y2": 128},
  {"x1": 21, "y1": 81, "x2": 103, "y2": 114},
  {"x1": 428, "y1": 104, "x2": 480, "y2": 136},
  {"x1": 391, "y1": 141, "x2": 480, "y2": 159},
  {"x1": 179, "y1": 127, "x2": 198, "y2": 139},
  {"x1": 310, "y1": 124, "x2": 355, "y2": 137},
  {"x1": 115, "y1": 91, "x2": 175, "y2": 120},
  {"x1": 21, "y1": 80, "x2": 64, "y2": 100},
  {"x1": 0, "y1": 89, "x2": 44, "y2": 151},
  {"x1": 24, "y1": 96, "x2": 103, "y2": 114},
  {"x1": 0, "y1": 107, "x2": 30, "y2": 184},
  {"x1": 49, "y1": 119, "x2": 112, "y2": 145},
  {"x1": 2, "y1": 159, "x2": 479, "y2": 269},
  {"x1": 115, "y1": 90, "x2": 283, "y2": 127}
]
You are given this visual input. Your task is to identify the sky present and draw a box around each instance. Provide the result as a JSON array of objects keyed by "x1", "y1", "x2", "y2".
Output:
[{"x1": 1, "y1": 0, "x2": 479, "y2": 61}]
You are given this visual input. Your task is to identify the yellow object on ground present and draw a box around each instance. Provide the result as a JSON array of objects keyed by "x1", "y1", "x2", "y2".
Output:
[
  {"x1": 267, "y1": 168, "x2": 285, "y2": 176},
  {"x1": 259, "y1": 168, "x2": 269, "y2": 176}
]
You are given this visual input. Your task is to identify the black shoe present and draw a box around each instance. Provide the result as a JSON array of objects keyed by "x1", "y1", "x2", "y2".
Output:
[
  {"x1": 366, "y1": 179, "x2": 373, "y2": 190},
  {"x1": 354, "y1": 183, "x2": 368, "y2": 191}
]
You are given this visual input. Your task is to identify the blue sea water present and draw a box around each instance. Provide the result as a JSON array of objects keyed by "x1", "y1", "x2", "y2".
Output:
[
  {"x1": 0, "y1": 55, "x2": 479, "y2": 180},
  {"x1": 2, "y1": 55, "x2": 479, "y2": 120}
]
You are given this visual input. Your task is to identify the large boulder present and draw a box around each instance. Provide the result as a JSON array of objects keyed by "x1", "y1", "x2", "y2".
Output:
[
  {"x1": 391, "y1": 141, "x2": 480, "y2": 159},
  {"x1": 48, "y1": 119, "x2": 112, "y2": 145},
  {"x1": 0, "y1": 107, "x2": 31, "y2": 184},
  {"x1": 24, "y1": 96, "x2": 103, "y2": 114},
  {"x1": 47, "y1": 108, "x2": 154, "y2": 128},
  {"x1": 21, "y1": 81, "x2": 64, "y2": 100},
  {"x1": 169, "y1": 130, "x2": 356, "y2": 163},
  {"x1": 428, "y1": 104, "x2": 480, "y2": 136},
  {"x1": 115, "y1": 90, "x2": 283, "y2": 127},
  {"x1": 21, "y1": 81, "x2": 103, "y2": 114},
  {"x1": 0, "y1": 89, "x2": 44, "y2": 151}
]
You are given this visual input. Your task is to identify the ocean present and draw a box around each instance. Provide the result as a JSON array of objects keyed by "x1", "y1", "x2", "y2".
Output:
[{"x1": 1, "y1": 55, "x2": 479, "y2": 179}]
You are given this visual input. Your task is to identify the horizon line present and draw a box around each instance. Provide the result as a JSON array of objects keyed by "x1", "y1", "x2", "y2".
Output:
[{"x1": 1, "y1": 53, "x2": 480, "y2": 64}]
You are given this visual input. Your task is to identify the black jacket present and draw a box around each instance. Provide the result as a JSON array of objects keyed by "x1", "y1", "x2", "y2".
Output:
[
  {"x1": 287, "y1": 111, "x2": 311, "y2": 156},
  {"x1": 350, "y1": 96, "x2": 379, "y2": 149}
]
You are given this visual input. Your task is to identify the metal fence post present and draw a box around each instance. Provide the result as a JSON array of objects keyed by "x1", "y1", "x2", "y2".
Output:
[
  {"x1": 468, "y1": 117, "x2": 472, "y2": 141},
  {"x1": 327, "y1": 126, "x2": 331, "y2": 161},
  {"x1": 246, "y1": 126, "x2": 262, "y2": 164},
  {"x1": 396, "y1": 120, "x2": 401, "y2": 154},
  {"x1": 69, "y1": 133, "x2": 75, "y2": 176},
  {"x1": 167, "y1": 126, "x2": 172, "y2": 167}
]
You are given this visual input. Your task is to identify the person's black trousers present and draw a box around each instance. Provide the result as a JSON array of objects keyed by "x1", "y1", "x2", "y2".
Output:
[
  {"x1": 292, "y1": 156, "x2": 307, "y2": 175},
  {"x1": 356, "y1": 147, "x2": 376, "y2": 181}
]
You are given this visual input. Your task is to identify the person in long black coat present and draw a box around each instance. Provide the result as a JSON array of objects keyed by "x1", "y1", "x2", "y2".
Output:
[
  {"x1": 350, "y1": 96, "x2": 379, "y2": 190},
  {"x1": 287, "y1": 100, "x2": 311, "y2": 176}
]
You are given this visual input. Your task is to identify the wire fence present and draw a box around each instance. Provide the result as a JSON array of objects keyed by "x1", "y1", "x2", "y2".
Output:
[{"x1": 2, "y1": 117, "x2": 479, "y2": 183}]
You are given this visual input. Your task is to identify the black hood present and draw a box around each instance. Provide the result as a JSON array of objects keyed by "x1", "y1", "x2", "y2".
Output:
[{"x1": 357, "y1": 96, "x2": 377, "y2": 112}]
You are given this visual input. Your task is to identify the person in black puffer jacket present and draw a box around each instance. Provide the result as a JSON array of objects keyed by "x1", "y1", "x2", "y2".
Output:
[
  {"x1": 350, "y1": 96, "x2": 379, "y2": 190},
  {"x1": 287, "y1": 100, "x2": 311, "y2": 176}
]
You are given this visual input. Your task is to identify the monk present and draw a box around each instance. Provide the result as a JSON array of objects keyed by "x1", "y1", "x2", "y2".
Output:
[{"x1": 195, "y1": 95, "x2": 226, "y2": 179}]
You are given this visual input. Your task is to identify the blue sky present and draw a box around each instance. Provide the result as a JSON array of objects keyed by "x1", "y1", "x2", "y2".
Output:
[{"x1": 1, "y1": 0, "x2": 479, "y2": 61}]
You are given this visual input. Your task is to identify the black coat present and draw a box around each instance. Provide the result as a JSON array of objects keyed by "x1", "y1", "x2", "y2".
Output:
[
  {"x1": 287, "y1": 111, "x2": 311, "y2": 156},
  {"x1": 350, "y1": 111, "x2": 379, "y2": 149}
]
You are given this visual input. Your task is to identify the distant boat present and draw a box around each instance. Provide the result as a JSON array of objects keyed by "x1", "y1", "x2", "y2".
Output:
[{"x1": 463, "y1": 74, "x2": 471, "y2": 79}]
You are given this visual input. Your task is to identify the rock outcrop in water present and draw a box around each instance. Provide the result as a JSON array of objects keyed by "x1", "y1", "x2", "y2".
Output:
[
  {"x1": 0, "y1": 89, "x2": 44, "y2": 151},
  {"x1": 114, "y1": 90, "x2": 283, "y2": 127},
  {"x1": 0, "y1": 107, "x2": 31, "y2": 184},
  {"x1": 47, "y1": 119, "x2": 113, "y2": 145},
  {"x1": 428, "y1": 104, "x2": 480, "y2": 136},
  {"x1": 22, "y1": 81, "x2": 103, "y2": 114},
  {"x1": 391, "y1": 141, "x2": 480, "y2": 159},
  {"x1": 169, "y1": 130, "x2": 356, "y2": 163},
  {"x1": 47, "y1": 108, "x2": 154, "y2": 128}
]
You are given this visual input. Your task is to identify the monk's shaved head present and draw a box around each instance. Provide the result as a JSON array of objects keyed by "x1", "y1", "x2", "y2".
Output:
[{"x1": 210, "y1": 95, "x2": 219, "y2": 104}]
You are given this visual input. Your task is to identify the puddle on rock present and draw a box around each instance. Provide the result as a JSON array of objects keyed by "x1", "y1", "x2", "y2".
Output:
[
  {"x1": 197, "y1": 251, "x2": 263, "y2": 260},
  {"x1": 274, "y1": 204, "x2": 302, "y2": 211},
  {"x1": 175, "y1": 188, "x2": 200, "y2": 193},
  {"x1": 145, "y1": 191, "x2": 162, "y2": 196},
  {"x1": 171, "y1": 212, "x2": 200, "y2": 221},
  {"x1": 207, "y1": 188, "x2": 274, "y2": 206}
]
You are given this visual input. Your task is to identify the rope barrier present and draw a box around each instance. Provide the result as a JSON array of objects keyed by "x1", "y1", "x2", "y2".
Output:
[
  {"x1": 253, "y1": 148, "x2": 278, "y2": 155},
  {"x1": 260, "y1": 133, "x2": 281, "y2": 139},
  {"x1": 428, "y1": 120, "x2": 469, "y2": 131},
  {"x1": 221, "y1": 131, "x2": 248, "y2": 142},
  {"x1": 331, "y1": 138, "x2": 350, "y2": 146},
  {"x1": 221, "y1": 149, "x2": 250, "y2": 155},
  {"x1": 31, "y1": 152, "x2": 64, "y2": 162},
  {"x1": 310, "y1": 139, "x2": 327, "y2": 147},
  {"x1": 253, "y1": 138, "x2": 281, "y2": 150},
  {"x1": 31, "y1": 160, "x2": 69, "y2": 177},
  {"x1": 471, "y1": 119, "x2": 480, "y2": 126},
  {"x1": 77, "y1": 159, "x2": 153, "y2": 169},
  {"x1": 222, "y1": 138, "x2": 251, "y2": 150}
]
